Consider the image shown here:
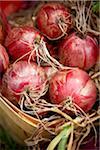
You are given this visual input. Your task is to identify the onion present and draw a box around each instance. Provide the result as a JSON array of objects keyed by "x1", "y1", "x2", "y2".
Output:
[
  {"x1": 36, "y1": 2, "x2": 72, "y2": 40},
  {"x1": 0, "y1": 10, "x2": 65, "y2": 69},
  {"x1": 4, "y1": 26, "x2": 64, "y2": 69},
  {"x1": 0, "y1": 44, "x2": 9, "y2": 85},
  {"x1": 80, "y1": 136, "x2": 97, "y2": 150},
  {"x1": 1, "y1": 60, "x2": 47, "y2": 104},
  {"x1": 46, "y1": 42, "x2": 58, "y2": 59},
  {"x1": 58, "y1": 33, "x2": 98, "y2": 70},
  {"x1": 44, "y1": 66, "x2": 57, "y2": 78},
  {"x1": 0, "y1": 11, "x2": 38, "y2": 62},
  {"x1": 5, "y1": 26, "x2": 42, "y2": 61},
  {"x1": 41, "y1": 41, "x2": 58, "y2": 66},
  {"x1": 0, "y1": 22, "x2": 4, "y2": 43},
  {"x1": 0, "y1": 6, "x2": 42, "y2": 62},
  {"x1": 0, "y1": 1, "x2": 27, "y2": 16},
  {"x1": 49, "y1": 68, "x2": 97, "y2": 112}
]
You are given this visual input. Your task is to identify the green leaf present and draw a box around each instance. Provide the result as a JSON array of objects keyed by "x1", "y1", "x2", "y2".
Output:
[
  {"x1": 92, "y1": 2, "x2": 100, "y2": 13},
  {"x1": 47, "y1": 125, "x2": 72, "y2": 150},
  {"x1": 57, "y1": 136, "x2": 68, "y2": 150}
]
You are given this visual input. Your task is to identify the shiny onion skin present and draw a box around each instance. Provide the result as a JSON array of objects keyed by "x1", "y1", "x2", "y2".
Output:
[
  {"x1": 1, "y1": 61, "x2": 47, "y2": 104},
  {"x1": 36, "y1": 2, "x2": 72, "y2": 40},
  {"x1": 58, "y1": 33, "x2": 98, "y2": 70},
  {"x1": 5, "y1": 26, "x2": 41, "y2": 61},
  {"x1": 49, "y1": 68, "x2": 97, "y2": 112}
]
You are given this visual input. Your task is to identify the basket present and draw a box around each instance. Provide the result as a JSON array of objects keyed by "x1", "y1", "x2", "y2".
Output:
[{"x1": 0, "y1": 95, "x2": 40, "y2": 145}]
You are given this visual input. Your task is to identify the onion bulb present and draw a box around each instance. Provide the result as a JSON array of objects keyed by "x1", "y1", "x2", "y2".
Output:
[
  {"x1": 1, "y1": 60, "x2": 47, "y2": 104},
  {"x1": 5, "y1": 26, "x2": 42, "y2": 61},
  {"x1": 0, "y1": 44, "x2": 9, "y2": 85},
  {"x1": 58, "y1": 33, "x2": 98, "y2": 70},
  {"x1": 49, "y1": 68, "x2": 97, "y2": 112},
  {"x1": 36, "y1": 2, "x2": 72, "y2": 40}
]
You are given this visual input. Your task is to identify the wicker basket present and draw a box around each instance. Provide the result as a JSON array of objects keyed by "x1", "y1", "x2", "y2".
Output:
[{"x1": 0, "y1": 95, "x2": 40, "y2": 145}]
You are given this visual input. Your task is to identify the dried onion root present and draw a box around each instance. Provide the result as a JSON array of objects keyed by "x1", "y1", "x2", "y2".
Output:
[
  {"x1": 2, "y1": 1, "x2": 99, "y2": 150},
  {"x1": 25, "y1": 106, "x2": 100, "y2": 150},
  {"x1": 13, "y1": 36, "x2": 71, "y2": 73},
  {"x1": 72, "y1": 0, "x2": 100, "y2": 36},
  {"x1": 89, "y1": 61, "x2": 100, "y2": 91},
  {"x1": 24, "y1": 65, "x2": 99, "y2": 150},
  {"x1": 23, "y1": 89, "x2": 100, "y2": 149}
]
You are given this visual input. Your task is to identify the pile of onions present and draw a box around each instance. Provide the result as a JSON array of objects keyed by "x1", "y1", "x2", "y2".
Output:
[
  {"x1": 0, "y1": 7, "x2": 63, "y2": 69},
  {"x1": 1, "y1": 60, "x2": 47, "y2": 104},
  {"x1": 4, "y1": 25, "x2": 61, "y2": 69},
  {"x1": 58, "y1": 33, "x2": 99, "y2": 70},
  {"x1": 36, "y1": 2, "x2": 72, "y2": 40},
  {"x1": 49, "y1": 68, "x2": 97, "y2": 112},
  {"x1": 0, "y1": 2, "x2": 99, "y2": 149},
  {"x1": 0, "y1": 44, "x2": 9, "y2": 85}
]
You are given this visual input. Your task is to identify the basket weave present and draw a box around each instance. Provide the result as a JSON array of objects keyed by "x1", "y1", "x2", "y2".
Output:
[{"x1": 0, "y1": 95, "x2": 40, "y2": 145}]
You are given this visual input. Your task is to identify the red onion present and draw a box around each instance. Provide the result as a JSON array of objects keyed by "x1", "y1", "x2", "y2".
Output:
[
  {"x1": 1, "y1": 60, "x2": 47, "y2": 104},
  {"x1": 58, "y1": 33, "x2": 98, "y2": 70},
  {"x1": 0, "y1": 10, "x2": 64, "y2": 69},
  {"x1": 5, "y1": 26, "x2": 42, "y2": 61},
  {"x1": 36, "y1": 2, "x2": 72, "y2": 40},
  {"x1": 46, "y1": 42, "x2": 58, "y2": 59},
  {"x1": 0, "y1": 44, "x2": 9, "y2": 87},
  {"x1": 0, "y1": 10, "x2": 43, "y2": 62},
  {"x1": 80, "y1": 136, "x2": 97, "y2": 150},
  {"x1": 0, "y1": 44, "x2": 9, "y2": 84},
  {"x1": 44, "y1": 66, "x2": 57, "y2": 78},
  {"x1": 0, "y1": 1, "x2": 27, "y2": 17},
  {"x1": 4, "y1": 26, "x2": 63, "y2": 69},
  {"x1": 49, "y1": 68, "x2": 97, "y2": 112},
  {"x1": 0, "y1": 23, "x2": 4, "y2": 43}
]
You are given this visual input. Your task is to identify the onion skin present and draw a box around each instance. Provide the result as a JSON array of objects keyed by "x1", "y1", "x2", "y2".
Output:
[
  {"x1": 36, "y1": 2, "x2": 72, "y2": 40},
  {"x1": 0, "y1": 1, "x2": 27, "y2": 17},
  {"x1": 0, "y1": 23, "x2": 4, "y2": 44},
  {"x1": 58, "y1": 33, "x2": 98, "y2": 70},
  {"x1": 1, "y1": 61, "x2": 47, "y2": 104},
  {"x1": 44, "y1": 66, "x2": 57, "y2": 78},
  {"x1": 0, "y1": 43, "x2": 9, "y2": 76},
  {"x1": 49, "y1": 68, "x2": 97, "y2": 112},
  {"x1": 0, "y1": 44, "x2": 9, "y2": 87},
  {"x1": 5, "y1": 26, "x2": 41, "y2": 61},
  {"x1": 46, "y1": 42, "x2": 58, "y2": 60}
]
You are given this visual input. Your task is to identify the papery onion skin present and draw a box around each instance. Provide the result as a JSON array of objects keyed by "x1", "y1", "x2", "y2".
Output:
[
  {"x1": 58, "y1": 33, "x2": 98, "y2": 70},
  {"x1": 36, "y1": 2, "x2": 72, "y2": 40},
  {"x1": 5, "y1": 26, "x2": 41, "y2": 61},
  {"x1": 1, "y1": 61, "x2": 47, "y2": 104},
  {"x1": 49, "y1": 68, "x2": 97, "y2": 112}
]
